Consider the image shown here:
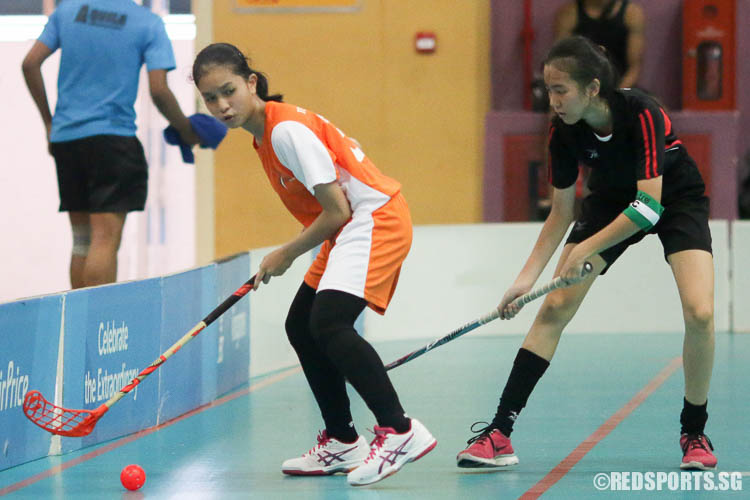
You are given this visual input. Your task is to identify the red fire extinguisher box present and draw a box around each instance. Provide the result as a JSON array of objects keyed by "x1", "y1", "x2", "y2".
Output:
[{"x1": 682, "y1": 0, "x2": 736, "y2": 110}]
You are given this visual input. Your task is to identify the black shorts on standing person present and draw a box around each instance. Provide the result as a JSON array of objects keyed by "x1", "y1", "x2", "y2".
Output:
[{"x1": 52, "y1": 135, "x2": 148, "y2": 213}]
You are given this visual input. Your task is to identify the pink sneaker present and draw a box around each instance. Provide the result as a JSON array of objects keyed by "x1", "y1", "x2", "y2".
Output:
[
  {"x1": 680, "y1": 433, "x2": 717, "y2": 470},
  {"x1": 456, "y1": 423, "x2": 518, "y2": 468}
]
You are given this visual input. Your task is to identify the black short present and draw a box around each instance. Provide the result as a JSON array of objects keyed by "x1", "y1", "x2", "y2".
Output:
[
  {"x1": 566, "y1": 193, "x2": 712, "y2": 275},
  {"x1": 51, "y1": 135, "x2": 148, "y2": 213}
]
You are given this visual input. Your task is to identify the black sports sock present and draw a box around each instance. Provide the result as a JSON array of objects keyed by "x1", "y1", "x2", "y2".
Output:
[
  {"x1": 680, "y1": 398, "x2": 708, "y2": 435},
  {"x1": 491, "y1": 348, "x2": 550, "y2": 436}
]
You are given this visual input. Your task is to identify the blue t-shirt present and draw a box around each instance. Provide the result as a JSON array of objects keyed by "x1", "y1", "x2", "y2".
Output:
[{"x1": 38, "y1": 0, "x2": 175, "y2": 142}]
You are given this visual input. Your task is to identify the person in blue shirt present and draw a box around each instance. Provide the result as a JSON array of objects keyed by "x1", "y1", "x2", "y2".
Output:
[{"x1": 22, "y1": 0, "x2": 199, "y2": 288}]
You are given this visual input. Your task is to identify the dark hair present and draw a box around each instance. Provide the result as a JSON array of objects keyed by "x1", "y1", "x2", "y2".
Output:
[
  {"x1": 543, "y1": 36, "x2": 617, "y2": 98},
  {"x1": 192, "y1": 43, "x2": 283, "y2": 102}
]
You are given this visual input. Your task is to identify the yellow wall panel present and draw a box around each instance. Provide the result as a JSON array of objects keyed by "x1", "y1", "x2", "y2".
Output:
[{"x1": 210, "y1": 0, "x2": 489, "y2": 257}]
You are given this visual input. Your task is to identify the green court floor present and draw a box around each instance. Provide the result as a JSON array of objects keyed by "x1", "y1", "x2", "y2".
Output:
[{"x1": 1, "y1": 332, "x2": 748, "y2": 499}]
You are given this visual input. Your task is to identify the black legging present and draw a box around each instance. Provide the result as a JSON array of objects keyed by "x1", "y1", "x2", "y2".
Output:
[{"x1": 285, "y1": 282, "x2": 409, "y2": 440}]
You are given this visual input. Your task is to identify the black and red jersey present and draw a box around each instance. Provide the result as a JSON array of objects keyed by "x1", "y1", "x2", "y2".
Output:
[{"x1": 548, "y1": 88, "x2": 706, "y2": 205}]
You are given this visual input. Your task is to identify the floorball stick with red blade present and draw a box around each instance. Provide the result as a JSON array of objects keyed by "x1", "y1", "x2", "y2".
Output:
[
  {"x1": 23, "y1": 275, "x2": 257, "y2": 437},
  {"x1": 384, "y1": 262, "x2": 593, "y2": 371}
]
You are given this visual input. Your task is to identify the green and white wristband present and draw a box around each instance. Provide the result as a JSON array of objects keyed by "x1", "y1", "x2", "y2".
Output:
[{"x1": 623, "y1": 190, "x2": 665, "y2": 231}]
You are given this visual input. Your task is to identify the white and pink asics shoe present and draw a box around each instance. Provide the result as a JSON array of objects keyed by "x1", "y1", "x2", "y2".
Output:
[
  {"x1": 347, "y1": 418, "x2": 437, "y2": 486},
  {"x1": 282, "y1": 430, "x2": 370, "y2": 475}
]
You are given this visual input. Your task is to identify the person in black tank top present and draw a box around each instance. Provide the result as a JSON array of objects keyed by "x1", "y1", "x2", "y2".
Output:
[
  {"x1": 555, "y1": 0, "x2": 645, "y2": 88},
  {"x1": 456, "y1": 36, "x2": 718, "y2": 472},
  {"x1": 574, "y1": 0, "x2": 629, "y2": 78}
]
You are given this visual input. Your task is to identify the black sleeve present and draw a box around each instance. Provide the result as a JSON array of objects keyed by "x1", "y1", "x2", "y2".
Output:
[
  {"x1": 631, "y1": 99, "x2": 666, "y2": 181},
  {"x1": 548, "y1": 121, "x2": 579, "y2": 189}
]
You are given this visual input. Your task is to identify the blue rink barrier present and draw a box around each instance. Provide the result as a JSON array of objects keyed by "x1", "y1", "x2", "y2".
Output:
[
  {"x1": 158, "y1": 264, "x2": 218, "y2": 423},
  {"x1": 62, "y1": 279, "x2": 163, "y2": 453},
  {"x1": 0, "y1": 252, "x2": 258, "y2": 471},
  {"x1": 0, "y1": 296, "x2": 62, "y2": 469},
  {"x1": 215, "y1": 253, "x2": 252, "y2": 396}
]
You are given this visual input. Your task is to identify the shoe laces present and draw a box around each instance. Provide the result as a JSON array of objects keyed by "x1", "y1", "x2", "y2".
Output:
[
  {"x1": 682, "y1": 433, "x2": 714, "y2": 453},
  {"x1": 363, "y1": 427, "x2": 389, "y2": 463},
  {"x1": 466, "y1": 421, "x2": 496, "y2": 445},
  {"x1": 305, "y1": 430, "x2": 331, "y2": 456}
]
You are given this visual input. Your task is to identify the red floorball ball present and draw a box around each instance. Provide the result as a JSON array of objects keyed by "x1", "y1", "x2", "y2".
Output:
[{"x1": 120, "y1": 464, "x2": 146, "y2": 491}]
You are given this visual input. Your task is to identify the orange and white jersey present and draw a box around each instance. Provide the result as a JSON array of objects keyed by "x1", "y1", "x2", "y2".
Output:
[
  {"x1": 253, "y1": 101, "x2": 411, "y2": 314},
  {"x1": 253, "y1": 101, "x2": 401, "y2": 227}
]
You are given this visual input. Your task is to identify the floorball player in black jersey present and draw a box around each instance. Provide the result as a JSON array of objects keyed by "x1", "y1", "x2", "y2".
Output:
[{"x1": 456, "y1": 36, "x2": 717, "y2": 471}]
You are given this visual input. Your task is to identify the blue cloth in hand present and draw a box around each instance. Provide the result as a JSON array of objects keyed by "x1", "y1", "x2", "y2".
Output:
[{"x1": 163, "y1": 113, "x2": 228, "y2": 164}]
